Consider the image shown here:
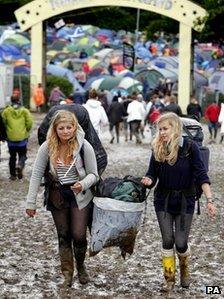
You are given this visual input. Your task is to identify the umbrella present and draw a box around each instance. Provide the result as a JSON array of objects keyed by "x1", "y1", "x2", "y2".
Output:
[
  {"x1": 117, "y1": 69, "x2": 135, "y2": 78},
  {"x1": 76, "y1": 36, "x2": 100, "y2": 47},
  {"x1": 110, "y1": 87, "x2": 129, "y2": 96},
  {"x1": 88, "y1": 67, "x2": 108, "y2": 77},
  {"x1": 118, "y1": 77, "x2": 142, "y2": 91},
  {"x1": 87, "y1": 58, "x2": 101, "y2": 69},
  {"x1": 66, "y1": 44, "x2": 97, "y2": 56},
  {"x1": 94, "y1": 48, "x2": 113, "y2": 60},
  {"x1": 96, "y1": 29, "x2": 114, "y2": 39},
  {"x1": 135, "y1": 46, "x2": 152, "y2": 60},
  {"x1": 0, "y1": 44, "x2": 21, "y2": 57},
  {"x1": 90, "y1": 78, "x2": 105, "y2": 90},
  {"x1": 99, "y1": 77, "x2": 121, "y2": 90},
  {"x1": 152, "y1": 56, "x2": 178, "y2": 69},
  {"x1": 84, "y1": 75, "x2": 107, "y2": 90},
  {"x1": 3, "y1": 33, "x2": 30, "y2": 47},
  {"x1": 49, "y1": 39, "x2": 68, "y2": 51},
  {"x1": 194, "y1": 70, "x2": 208, "y2": 88},
  {"x1": 82, "y1": 25, "x2": 99, "y2": 35},
  {"x1": 90, "y1": 76, "x2": 121, "y2": 91}
]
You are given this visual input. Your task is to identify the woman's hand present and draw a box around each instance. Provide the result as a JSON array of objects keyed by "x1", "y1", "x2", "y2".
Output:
[
  {"x1": 207, "y1": 202, "x2": 216, "y2": 218},
  {"x1": 71, "y1": 182, "x2": 82, "y2": 194},
  {"x1": 26, "y1": 209, "x2": 36, "y2": 217},
  {"x1": 141, "y1": 176, "x2": 153, "y2": 187}
]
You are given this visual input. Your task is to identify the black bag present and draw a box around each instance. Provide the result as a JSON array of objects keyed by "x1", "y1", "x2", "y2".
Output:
[
  {"x1": 37, "y1": 104, "x2": 107, "y2": 175},
  {"x1": 97, "y1": 175, "x2": 147, "y2": 203},
  {"x1": 181, "y1": 117, "x2": 204, "y2": 145}
]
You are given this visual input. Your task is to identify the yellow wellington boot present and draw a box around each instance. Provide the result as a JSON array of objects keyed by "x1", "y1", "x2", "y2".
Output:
[
  {"x1": 177, "y1": 248, "x2": 191, "y2": 288},
  {"x1": 161, "y1": 249, "x2": 176, "y2": 292}
]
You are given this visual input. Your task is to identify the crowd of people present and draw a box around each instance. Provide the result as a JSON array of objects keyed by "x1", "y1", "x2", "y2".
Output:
[{"x1": 0, "y1": 85, "x2": 221, "y2": 292}]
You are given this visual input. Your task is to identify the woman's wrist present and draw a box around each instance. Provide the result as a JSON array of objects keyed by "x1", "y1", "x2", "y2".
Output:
[{"x1": 206, "y1": 197, "x2": 214, "y2": 204}]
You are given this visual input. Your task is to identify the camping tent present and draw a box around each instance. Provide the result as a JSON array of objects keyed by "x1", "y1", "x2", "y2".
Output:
[{"x1": 208, "y1": 70, "x2": 224, "y2": 94}]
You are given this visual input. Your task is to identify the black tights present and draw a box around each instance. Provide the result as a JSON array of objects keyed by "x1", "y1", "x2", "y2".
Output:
[
  {"x1": 51, "y1": 203, "x2": 92, "y2": 250},
  {"x1": 156, "y1": 211, "x2": 193, "y2": 253}
]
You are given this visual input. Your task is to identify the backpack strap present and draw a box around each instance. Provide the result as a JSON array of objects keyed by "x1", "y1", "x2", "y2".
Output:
[
  {"x1": 182, "y1": 124, "x2": 195, "y2": 140},
  {"x1": 79, "y1": 143, "x2": 101, "y2": 196}
]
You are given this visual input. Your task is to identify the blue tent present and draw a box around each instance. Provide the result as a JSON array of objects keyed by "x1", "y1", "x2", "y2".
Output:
[
  {"x1": 208, "y1": 70, "x2": 224, "y2": 94},
  {"x1": 0, "y1": 44, "x2": 21, "y2": 59},
  {"x1": 135, "y1": 46, "x2": 152, "y2": 60},
  {"x1": 95, "y1": 29, "x2": 114, "y2": 39}
]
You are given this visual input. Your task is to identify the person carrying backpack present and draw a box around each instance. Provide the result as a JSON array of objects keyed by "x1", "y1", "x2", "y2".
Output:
[
  {"x1": 37, "y1": 102, "x2": 107, "y2": 175},
  {"x1": 148, "y1": 94, "x2": 164, "y2": 138},
  {"x1": 2, "y1": 95, "x2": 33, "y2": 180},
  {"x1": 26, "y1": 110, "x2": 99, "y2": 287},
  {"x1": 141, "y1": 112, "x2": 216, "y2": 292},
  {"x1": 204, "y1": 100, "x2": 220, "y2": 143}
]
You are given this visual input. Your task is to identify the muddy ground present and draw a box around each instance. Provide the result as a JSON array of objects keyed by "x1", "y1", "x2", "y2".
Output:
[{"x1": 0, "y1": 113, "x2": 223, "y2": 299}]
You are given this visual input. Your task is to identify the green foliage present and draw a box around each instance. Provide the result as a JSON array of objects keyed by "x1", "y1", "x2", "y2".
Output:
[
  {"x1": 13, "y1": 74, "x2": 73, "y2": 109},
  {"x1": 145, "y1": 18, "x2": 178, "y2": 40}
]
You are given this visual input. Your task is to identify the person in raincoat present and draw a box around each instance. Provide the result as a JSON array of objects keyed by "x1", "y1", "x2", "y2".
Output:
[
  {"x1": 26, "y1": 110, "x2": 99, "y2": 287},
  {"x1": 49, "y1": 86, "x2": 66, "y2": 107},
  {"x1": 83, "y1": 89, "x2": 108, "y2": 136},
  {"x1": 141, "y1": 112, "x2": 216, "y2": 292},
  {"x1": 2, "y1": 95, "x2": 33, "y2": 180},
  {"x1": 33, "y1": 83, "x2": 46, "y2": 111}
]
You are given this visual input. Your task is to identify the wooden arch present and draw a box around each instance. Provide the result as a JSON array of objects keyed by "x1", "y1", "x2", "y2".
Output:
[{"x1": 15, "y1": 0, "x2": 207, "y2": 110}]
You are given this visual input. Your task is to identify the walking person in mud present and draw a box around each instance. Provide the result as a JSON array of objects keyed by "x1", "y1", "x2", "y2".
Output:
[
  {"x1": 141, "y1": 112, "x2": 216, "y2": 292},
  {"x1": 2, "y1": 95, "x2": 33, "y2": 180},
  {"x1": 26, "y1": 110, "x2": 99, "y2": 287}
]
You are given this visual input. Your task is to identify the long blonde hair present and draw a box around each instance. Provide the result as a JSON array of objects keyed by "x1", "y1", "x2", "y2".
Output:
[
  {"x1": 152, "y1": 112, "x2": 182, "y2": 165},
  {"x1": 46, "y1": 110, "x2": 79, "y2": 164}
]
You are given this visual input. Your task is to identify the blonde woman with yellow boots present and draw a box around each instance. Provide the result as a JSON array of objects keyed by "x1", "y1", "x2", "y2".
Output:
[{"x1": 141, "y1": 112, "x2": 216, "y2": 292}]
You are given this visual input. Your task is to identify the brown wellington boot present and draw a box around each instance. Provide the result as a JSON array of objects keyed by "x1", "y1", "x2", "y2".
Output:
[
  {"x1": 161, "y1": 249, "x2": 176, "y2": 292},
  {"x1": 74, "y1": 246, "x2": 90, "y2": 284},
  {"x1": 59, "y1": 247, "x2": 74, "y2": 287},
  {"x1": 177, "y1": 248, "x2": 191, "y2": 288}
]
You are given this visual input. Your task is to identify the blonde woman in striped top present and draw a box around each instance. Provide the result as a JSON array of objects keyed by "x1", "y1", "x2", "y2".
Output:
[{"x1": 26, "y1": 110, "x2": 99, "y2": 287}]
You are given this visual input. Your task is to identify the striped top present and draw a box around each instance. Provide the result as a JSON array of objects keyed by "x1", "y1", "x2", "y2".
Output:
[{"x1": 56, "y1": 158, "x2": 79, "y2": 185}]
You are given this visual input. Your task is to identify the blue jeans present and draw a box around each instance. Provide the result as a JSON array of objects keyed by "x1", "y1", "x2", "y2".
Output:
[{"x1": 208, "y1": 121, "x2": 218, "y2": 139}]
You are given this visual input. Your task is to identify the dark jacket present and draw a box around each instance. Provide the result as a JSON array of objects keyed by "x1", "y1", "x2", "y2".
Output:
[
  {"x1": 107, "y1": 102, "x2": 126, "y2": 125},
  {"x1": 187, "y1": 103, "x2": 202, "y2": 120},
  {"x1": 145, "y1": 138, "x2": 210, "y2": 214},
  {"x1": 38, "y1": 104, "x2": 107, "y2": 175}
]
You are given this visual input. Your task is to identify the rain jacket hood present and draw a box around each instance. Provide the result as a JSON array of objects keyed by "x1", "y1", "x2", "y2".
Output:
[{"x1": 85, "y1": 99, "x2": 102, "y2": 109}]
